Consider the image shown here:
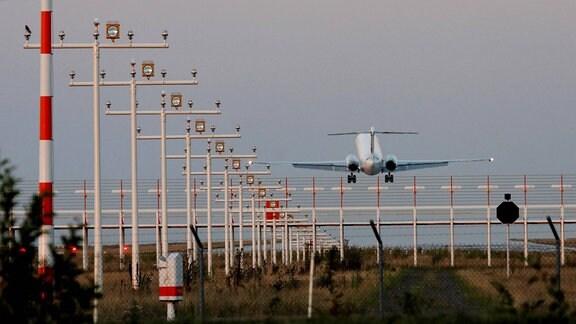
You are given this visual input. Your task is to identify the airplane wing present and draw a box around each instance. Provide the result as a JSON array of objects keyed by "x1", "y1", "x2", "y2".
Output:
[
  {"x1": 254, "y1": 161, "x2": 349, "y2": 172},
  {"x1": 395, "y1": 158, "x2": 494, "y2": 171}
]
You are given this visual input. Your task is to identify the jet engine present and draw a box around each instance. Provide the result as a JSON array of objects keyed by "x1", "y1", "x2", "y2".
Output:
[
  {"x1": 345, "y1": 154, "x2": 360, "y2": 172},
  {"x1": 385, "y1": 154, "x2": 397, "y2": 171}
]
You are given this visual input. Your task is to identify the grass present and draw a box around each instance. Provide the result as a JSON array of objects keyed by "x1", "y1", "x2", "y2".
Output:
[{"x1": 79, "y1": 245, "x2": 576, "y2": 322}]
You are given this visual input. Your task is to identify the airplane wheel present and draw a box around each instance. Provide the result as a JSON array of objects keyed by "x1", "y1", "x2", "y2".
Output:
[
  {"x1": 352, "y1": 175, "x2": 357, "y2": 184},
  {"x1": 347, "y1": 175, "x2": 352, "y2": 184},
  {"x1": 390, "y1": 174, "x2": 394, "y2": 183}
]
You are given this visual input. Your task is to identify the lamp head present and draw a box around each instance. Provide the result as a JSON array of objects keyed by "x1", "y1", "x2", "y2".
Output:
[
  {"x1": 170, "y1": 93, "x2": 182, "y2": 109},
  {"x1": 215, "y1": 141, "x2": 225, "y2": 154},
  {"x1": 141, "y1": 61, "x2": 154, "y2": 79},
  {"x1": 195, "y1": 120, "x2": 205, "y2": 133},
  {"x1": 105, "y1": 22, "x2": 120, "y2": 41}
]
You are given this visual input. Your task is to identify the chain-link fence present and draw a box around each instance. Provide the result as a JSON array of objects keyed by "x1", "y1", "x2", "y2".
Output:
[
  {"x1": 8, "y1": 175, "x2": 576, "y2": 321},
  {"x1": 92, "y1": 244, "x2": 576, "y2": 322}
]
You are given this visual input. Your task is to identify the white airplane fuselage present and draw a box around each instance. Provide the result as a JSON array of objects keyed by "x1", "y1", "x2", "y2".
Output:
[{"x1": 355, "y1": 133, "x2": 384, "y2": 176}]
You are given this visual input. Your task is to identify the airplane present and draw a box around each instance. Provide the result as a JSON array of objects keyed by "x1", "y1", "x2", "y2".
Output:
[{"x1": 257, "y1": 127, "x2": 493, "y2": 184}]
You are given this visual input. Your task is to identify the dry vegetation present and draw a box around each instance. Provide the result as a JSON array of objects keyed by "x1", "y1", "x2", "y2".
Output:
[{"x1": 81, "y1": 244, "x2": 576, "y2": 322}]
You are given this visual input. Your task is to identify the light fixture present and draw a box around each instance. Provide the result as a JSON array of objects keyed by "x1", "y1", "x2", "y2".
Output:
[
  {"x1": 195, "y1": 120, "x2": 205, "y2": 133},
  {"x1": 232, "y1": 159, "x2": 241, "y2": 170},
  {"x1": 105, "y1": 22, "x2": 120, "y2": 40},
  {"x1": 246, "y1": 175, "x2": 254, "y2": 185},
  {"x1": 141, "y1": 61, "x2": 154, "y2": 79},
  {"x1": 215, "y1": 141, "x2": 225, "y2": 153},
  {"x1": 170, "y1": 93, "x2": 182, "y2": 109}
]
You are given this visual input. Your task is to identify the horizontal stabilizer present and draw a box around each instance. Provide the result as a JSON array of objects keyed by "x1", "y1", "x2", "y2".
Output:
[{"x1": 328, "y1": 131, "x2": 418, "y2": 136}]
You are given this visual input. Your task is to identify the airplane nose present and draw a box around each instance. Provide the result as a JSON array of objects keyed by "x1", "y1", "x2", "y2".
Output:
[{"x1": 363, "y1": 157, "x2": 381, "y2": 175}]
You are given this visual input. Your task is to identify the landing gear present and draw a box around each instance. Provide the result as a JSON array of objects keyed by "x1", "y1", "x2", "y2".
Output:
[
  {"x1": 347, "y1": 174, "x2": 357, "y2": 184},
  {"x1": 384, "y1": 172, "x2": 394, "y2": 183}
]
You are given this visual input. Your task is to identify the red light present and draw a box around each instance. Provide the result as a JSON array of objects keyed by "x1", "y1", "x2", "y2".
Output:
[
  {"x1": 123, "y1": 245, "x2": 130, "y2": 253},
  {"x1": 18, "y1": 247, "x2": 26, "y2": 254},
  {"x1": 68, "y1": 245, "x2": 78, "y2": 256}
]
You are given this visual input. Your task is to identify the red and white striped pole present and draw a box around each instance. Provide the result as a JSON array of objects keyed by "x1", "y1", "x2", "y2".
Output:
[{"x1": 38, "y1": 0, "x2": 54, "y2": 289}]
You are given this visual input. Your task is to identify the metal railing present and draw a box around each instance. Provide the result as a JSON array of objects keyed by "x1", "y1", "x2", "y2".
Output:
[{"x1": 10, "y1": 174, "x2": 576, "y2": 271}]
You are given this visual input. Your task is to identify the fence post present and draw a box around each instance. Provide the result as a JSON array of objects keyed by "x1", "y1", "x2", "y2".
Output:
[
  {"x1": 370, "y1": 220, "x2": 384, "y2": 319},
  {"x1": 307, "y1": 241, "x2": 315, "y2": 319},
  {"x1": 486, "y1": 176, "x2": 492, "y2": 267},
  {"x1": 412, "y1": 176, "x2": 418, "y2": 266},
  {"x1": 546, "y1": 216, "x2": 561, "y2": 294},
  {"x1": 189, "y1": 225, "x2": 205, "y2": 321}
]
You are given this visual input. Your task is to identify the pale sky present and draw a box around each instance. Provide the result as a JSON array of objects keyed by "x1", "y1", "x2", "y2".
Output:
[{"x1": 1, "y1": 0, "x2": 575, "y2": 182}]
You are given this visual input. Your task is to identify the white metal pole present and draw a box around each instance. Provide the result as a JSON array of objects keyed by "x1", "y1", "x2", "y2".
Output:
[
  {"x1": 376, "y1": 177, "x2": 381, "y2": 264},
  {"x1": 284, "y1": 216, "x2": 288, "y2": 265},
  {"x1": 161, "y1": 106, "x2": 175, "y2": 324},
  {"x1": 302, "y1": 236, "x2": 307, "y2": 261},
  {"x1": 487, "y1": 176, "x2": 492, "y2": 267},
  {"x1": 560, "y1": 175, "x2": 565, "y2": 265},
  {"x1": 280, "y1": 216, "x2": 285, "y2": 264},
  {"x1": 450, "y1": 177, "x2": 454, "y2": 267},
  {"x1": 523, "y1": 176, "x2": 528, "y2": 267},
  {"x1": 251, "y1": 195, "x2": 256, "y2": 268},
  {"x1": 185, "y1": 130, "x2": 192, "y2": 265},
  {"x1": 161, "y1": 105, "x2": 168, "y2": 258},
  {"x1": 289, "y1": 223, "x2": 293, "y2": 264},
  {"x1": 130, "y1": 68, "x2": 140, "y2": 289},
  {"x1": 272, "y1": 217, "x2": 277, "y2": 265},
  {"x1": 91, "y1": 37, "x2": 104, "y2": 301},
  {"x1": 296, "y1": 230, "x2": 300, "y2": 263},
  {"x1": 307, "y1": 241, "x2": 315, "y2": 319},
  {"x1": 413, "y1": 176, "x2": 418, "y2": 267},
  {"x1": 239, "y1": 183, "x2": 244, "y2": 252},
  {"x1": 193, "y1": 179, "x2": 198, "y2": 261},
  {"x1": 312, "y1": 178, "x2": 317, "y2": 255},
  {"x1": 229, "y1": 180, "x2": 235, "y2": 269},
  {"x1": 257, "y1": 209, "x2": 262, "y2": 268},
  {"x1": 206, "y1": 144, "x2": 213, "y2": 275},
  {"x1": 312, "y1": 211, "x2": 317, "y2": 256},
  {"x1": 224, "y1": 164, "x2": 230, "y2": 276},
  {"x1": 263, "y1": 216, "x2": 267, "y2": 263},
  {"x1": 339, "y1": 177, "x2": 344, "y2": 262}
]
